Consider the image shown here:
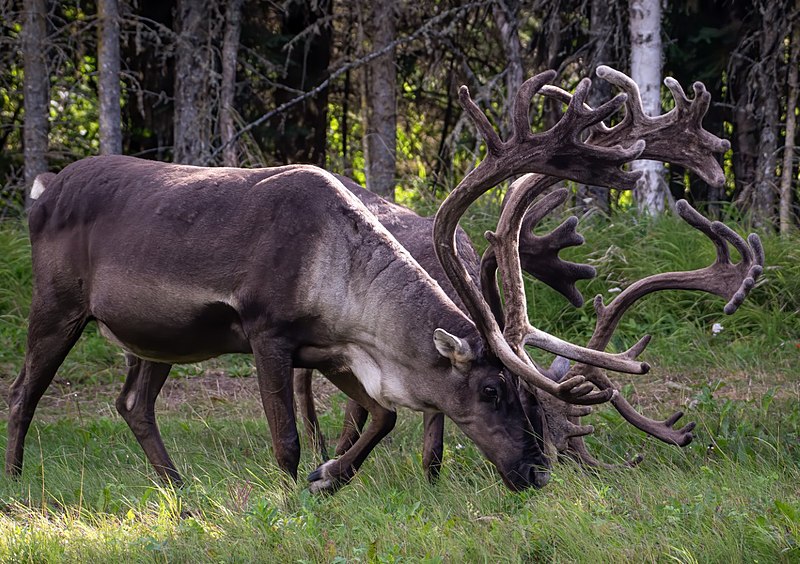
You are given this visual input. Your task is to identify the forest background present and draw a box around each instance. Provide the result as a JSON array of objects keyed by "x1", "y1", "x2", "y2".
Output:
[{"x1": 1, "y1": 0, "x2": 798, "y2": 230}]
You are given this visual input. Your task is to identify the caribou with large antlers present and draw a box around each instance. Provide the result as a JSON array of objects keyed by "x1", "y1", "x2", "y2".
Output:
[
  {"x1": 321, "y1": 66, "x2": 762, "y2": 476},
  {"x1": 9, "y1": 157, "x2": 567, "y2": 492},
  {"x1": 9, "y1": 68, "x2": 653, "y2": 492}
]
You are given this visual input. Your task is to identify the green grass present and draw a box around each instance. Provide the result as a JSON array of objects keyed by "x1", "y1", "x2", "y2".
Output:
[
  {"x1": 0, "y1": 399, "x2": 798, "y2": 562},
  {"x1": 1, "y1": 212, "x2": 799, "y2": 562}
]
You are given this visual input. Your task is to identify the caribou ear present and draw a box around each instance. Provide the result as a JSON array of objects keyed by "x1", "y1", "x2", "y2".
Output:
[{"x1": 433, "y1": 328, "x2": 475, "y2": 369}]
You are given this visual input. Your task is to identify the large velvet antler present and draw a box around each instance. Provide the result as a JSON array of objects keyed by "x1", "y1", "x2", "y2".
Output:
[
  {"x1": 541, "y1": 65, "x2": 731, "y2": 187},
  {"x1": 433, "y1": 70, "x2": 648, "y2": 406},
  {"x1": 491, "y1": 67, "x2": 733, "y2": 315},
  {"x1": 489, "y1": 69, "x2": 758, "y2": 466},
  {"x1": 577, "y1": 199, "x2": 764, "y2": 435}
]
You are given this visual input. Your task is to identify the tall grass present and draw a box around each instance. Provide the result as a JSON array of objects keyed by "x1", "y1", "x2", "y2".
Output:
[
  {"x1": 461, "y1": 206, "x2": 800, "y2": 374},
  {"x1": 0, "y1": 398, "x2": 798, "y2": 562},
  {"x1": 0, "y1": 210, "x2": 799, "y2": 562}
]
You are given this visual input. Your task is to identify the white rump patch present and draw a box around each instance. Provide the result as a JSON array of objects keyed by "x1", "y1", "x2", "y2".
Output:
[{"x1": 30, "y1": 176, "x2": 47, "y2": 200}]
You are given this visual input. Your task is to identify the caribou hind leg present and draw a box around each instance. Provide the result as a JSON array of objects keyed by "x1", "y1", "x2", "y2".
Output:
[
  {"x1": 422, "y1": 412, "x2": 445, "y2": 482},
  {"x1": 334, "y1": 399, "x2": 369, "y2": 457},
  {"x1": 115, "y1": 355, "x2": 180, "y2": 484},
  {"x1": 293, "y1": 368, "x2": 329, "y2": 461},
  {"x1": 5, "y1": 299, "x2": 87, "y2": 476}
]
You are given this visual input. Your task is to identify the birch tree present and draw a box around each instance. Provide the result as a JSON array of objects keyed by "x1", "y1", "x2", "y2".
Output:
[
  {"x1": 779, "y1": 0, "x2": 799, "y2": 235},
  {"x1": 629, "y1": 0, "x2": 667, "y2": 214}
]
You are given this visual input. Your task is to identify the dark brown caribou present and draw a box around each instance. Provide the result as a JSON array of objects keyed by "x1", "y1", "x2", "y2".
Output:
[
  {"x1": 300, "y1": 66, "x2": 763, "y2": 475},
  {"x1": 7, "y1": 70, "x2": 663, "y2": 493}
]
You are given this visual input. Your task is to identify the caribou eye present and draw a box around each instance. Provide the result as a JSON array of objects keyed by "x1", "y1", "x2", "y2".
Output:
[{"x1": 481, "y1": 386, "x2": 498, "y2": 402}]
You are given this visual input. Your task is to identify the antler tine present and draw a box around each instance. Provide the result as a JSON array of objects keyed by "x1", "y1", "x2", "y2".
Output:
[
  {"x1": 595, "y1": 65, "x2": 651, "y2": 124},
  {"x1": 458, "y1": 85, "x2": 503, "y2": 156},
  {"x1": 676, "y1": 198, "x2": 765, "y2": 308},
  {"x1": 590, "y1": 365, "x2": 696, "y2": 446},
  {"x1": 663, "y1": 76, "x2": 694, "y2": 113},
  {"x1": 676, "y1": 198, "x2": 731, "y2": 262},
  {"x1": 545, "y1": 65, "x2": 731, "y2": 188},
  {"x1": 512, "y1": 70, "x2": 558, "y2": 142}
]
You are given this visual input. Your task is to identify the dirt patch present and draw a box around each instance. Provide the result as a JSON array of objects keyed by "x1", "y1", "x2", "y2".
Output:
[
  {"x1": 612, "y1": 366, "x2": 800, "y2": 414},
  {"x1": 0, "y1": 370, "x2": 344, "y2": 423},
  {"x1": 0, "y1": 364, "x2": 794, "y2": 426}
]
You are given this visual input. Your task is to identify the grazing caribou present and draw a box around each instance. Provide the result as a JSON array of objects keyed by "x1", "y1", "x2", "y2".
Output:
[
  {"x1": 302, "y1": 67, "x2": 763, "y2": 475},
  {"x1": 7, "y1": 70, "x2": 660, "y2": 493}
]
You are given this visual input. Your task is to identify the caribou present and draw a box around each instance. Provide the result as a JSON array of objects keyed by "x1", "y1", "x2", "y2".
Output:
[
  {"x1": 299, "y1": 67, "x2": 763, "y2": 475},
  {"x1": 6, "y1": 68, "x2": 759, "y2": 493},
  {"x1": 7, "y1": 69, "x2": 661, "y2": 493}
]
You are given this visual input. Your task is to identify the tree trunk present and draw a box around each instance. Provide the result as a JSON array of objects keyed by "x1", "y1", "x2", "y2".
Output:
[
  {"x1": 174, "y1": 0, "x2": 213, "y2": 165},
  {"x1": 577, "y1": 0, "x2": 614, "y2": 215},
  {"x1": 98, "y1": 0, "x2": 122, "y2": 155},
  {"x1": 363, "y1": 1, "x2": 397, "y2": 201},
  {"x1": 22, "y1": 0, "x2": 49, "y2": 186},
  {"x1": 121, "y1": 0, "x2": 175, "y2": 160},
  {"x1": 779, "y1": 0, "x2": 799, "y2": 235},
  {"x1": 730, "y1": 42, "x2": 759, "y2": 213},
  {"x1": 629, "y1": 0, "x2": 667, "y2": 214},
  {"x1": 751, "y1": 0, "x2": 781, "y2": 229},
  {"x1": 220, "y1": 0, "x2": 243, "y2": 167},
  {"x1": 492, "y1": 0, "x2": 523, "y2": 139}
]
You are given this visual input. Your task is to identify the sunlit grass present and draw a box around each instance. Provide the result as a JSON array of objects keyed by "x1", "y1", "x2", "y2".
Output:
[
  {"x1": 0, "y1": 399, "x2": 798, "y2": 562},
  {"x1": 1, "y1": 211, "x2": 799, "y2": 561}
]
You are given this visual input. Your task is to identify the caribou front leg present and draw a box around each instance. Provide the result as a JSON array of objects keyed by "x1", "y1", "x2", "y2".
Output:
[
  {"x1": 251, "y1": 337, "x2": 301, "y2": 481},
  {"x1": 422, "y1": 412, "x2": 445, "y2": 482},
  {"x1": 307, "y1": 371, "x2": 397, "y2": 494}
]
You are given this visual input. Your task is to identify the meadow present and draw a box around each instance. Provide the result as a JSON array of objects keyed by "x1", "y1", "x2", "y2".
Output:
[{"x1": 0, "y1": 208, "x2": 798, "y2": 563}]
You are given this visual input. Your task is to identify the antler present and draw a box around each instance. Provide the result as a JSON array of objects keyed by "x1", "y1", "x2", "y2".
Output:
[
  {"x1": 541, "y1": 65, "x2": 731, "y2": 187},
  {"x1": 481, "y1": 185, "x2": 597, "y2": 325},
  {"x1": 485, "y1": 171, "x2": 652, "y2": 374},
  {"x1": 559, "y1": 200, "x2": 763, "y2": 456},
  {"x1": 433, "y1": 70, "x2": 648, "y2": 406},
  {"x1": 482, "y1": 69, "x2": 731, "y2": 337}
]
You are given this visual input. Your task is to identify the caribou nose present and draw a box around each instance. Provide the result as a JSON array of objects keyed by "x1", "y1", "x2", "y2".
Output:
[
  {"x1": 507, "y1": 463, "x2": 550, "y2": 490},
  {"x1": 532, "y1": 467, "x2": 550, "y2": 489}
]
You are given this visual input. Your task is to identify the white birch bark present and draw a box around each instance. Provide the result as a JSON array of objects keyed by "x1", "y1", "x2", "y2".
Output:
[
  {"x1": 629, "y1": 0, "x2": 667, "y2": 214},
  {"x1": 779, "y1": 0, "x2": 799, "y2": 235}
]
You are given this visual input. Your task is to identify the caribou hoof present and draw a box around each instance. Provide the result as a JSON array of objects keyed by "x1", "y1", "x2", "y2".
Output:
[{"x1": 307, "y1": 460, "x2": 347, "y2": 494}]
